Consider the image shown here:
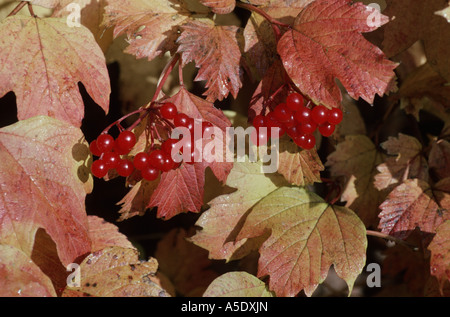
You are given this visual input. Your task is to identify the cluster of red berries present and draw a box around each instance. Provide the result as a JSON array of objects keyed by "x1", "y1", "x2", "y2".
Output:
[
  {"x1": 251, "y1": 92, "x2": 343, "y2": 150},
  {"x1": 89, "y1": 102, "x2": 213, "y2": 181}
]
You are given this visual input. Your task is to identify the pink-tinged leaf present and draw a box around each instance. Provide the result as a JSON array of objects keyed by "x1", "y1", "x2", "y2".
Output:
[
  {"x1": 236, "y1": 187, "x2": 367, "y2": 297},
  {"x1": 199, "y1": 0, "x2": 235, "y2": 14},
  {"x1": 0, "y1": 16, "x2": 110, "y2": 127},
  {"x1": 0, "y1": 245, "x2": 56, "y2": 297},
  {"x1": 428, "y1": 220, "x2": 450, "y2": 293},
  {"x1": 177, "y1": 20, "x2": 243, "y2": 102},
  {"x1": 88, "y1": 216, "x2": 135, "y2": 252},
  {"x1": 0, "y1": 116, "x2": 92, "y2": 266},
  {"x1": 379, "y1": 178, "x2": 450, "y2": 239},
  {"x1": 103, "y1": 0, "x2": 191, "y2": 61},
  {"x1": 278, "y1": 0, "x2": 397, "y2": 108},
  {"x1": 203, "y1": 271, "x2": 274, "y2": 297}
]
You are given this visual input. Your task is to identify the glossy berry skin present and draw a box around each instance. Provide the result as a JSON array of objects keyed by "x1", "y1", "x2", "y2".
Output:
[
  {"x1": 160, "y1": 102, "x2": 178, "y2": 120},
  {"x1": 102, "y1": 151, "x2": 120, "y2": 169},
  {"x1": 116, "y1": 131, "x2": 136, "y2": 154},
  {"x1": 311, "y1": 105, "x2": 329, "y2": 125},
  {"x1": 273, "y1": 103, "x2": 292, "y2": 123},
  {"x1": 174, "y1": 113, "x2": 190, "y2": 128},
  {"x1": 287, "y1": 125, "x2": 301, "y2": 139},
  {"x1": 265, "y1": 112, "x2": 285, "y2": 138},
  {"x1": 161, "y1": 138, "x2": 180, "y2": 157},
  {"x1": 91, "y1": 160, "x2": 108, "y2": 178},
  {"x1": 250, "y1": 128, "x2": 269, "y2": 146},
  {"x1": 319, "y1": 123, "x2": 336, "y2": 137},
  {"x1": 133, "y1": 152, "x2": 150, "y2": 170},
  {"x1": 141, "y1": 166, "x2": 159, "y2": 181},
  {"x1": 294, "y1": 133, "x2": 316, "y2": 150},
  {"x1": 252, "y1": 115, "x2": 266, "y2": 129},
  {"x1": 149, "y1": 150, "x2": 166, "y2": 170},
  {"x1": 294, "y1": 106, "x2": 312, "y2": 124},
  {"x1": 286, "y1": 93, "x2": 304, "y2": 112},
  {"x1": 96, "y1": 134, "x2": 115, "y2": 153},
  {"x1": 89, "y1": 140, "x2": 102, "y2": 157},
  {"x1": 299, "y1": 121, "x2": 317, "y2": 134},
  {"x1": 327, "y1": 108, "x2": 343, "y2": 125},
  {"x1": 116, "y1": 159, "x2": 134, "y2": 177}
]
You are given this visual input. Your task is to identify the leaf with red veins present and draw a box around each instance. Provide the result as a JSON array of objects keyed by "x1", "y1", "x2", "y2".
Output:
[
  {"x1": 177, "y1": 19, "x2": 243, "y2": 102},
  {"x1": 148, "y1": 162, "x2": 207, "y2": 220},
  {"x1": 379, "y1": 178, "x2": 450, "y2": 240},
  {"x1": 199, "y1": 0, "x2": 235, "y2": 14},
  {"x1": 277, "y1": 0, "x2": 397, "y2": 108},
  {"x1": 103, "y1": 0, "x2": 191, "y2": 61},
  {"x1": 0, "y1": 116, "x2": 92, "y2": 266},
  {"x1": 0, "y1": 16, "x2": 110, "y2": 127},
  {"x1": 428, "y1": 220, "x2": 450, "y2": 292}
]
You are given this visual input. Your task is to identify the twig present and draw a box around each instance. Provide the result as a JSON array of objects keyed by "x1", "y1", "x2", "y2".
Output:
[
  {"x1": 366, "y1": 230, "x2": 419, "y2": 251},
  {"x1": 7, "y1": 1, "x2": 27, "y2": 17}
]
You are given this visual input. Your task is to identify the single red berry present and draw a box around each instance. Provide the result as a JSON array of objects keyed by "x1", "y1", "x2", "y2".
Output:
[
  {"x1": 102, "y1": 151, "x2": 120, "y2": 169},
  {"x1": 319, "y1": 123, "x2": 336, "y2": 137},
  {"x1": 286, "y1": 92, "x2": 304, "y2": 112},
  {"x1": 89, "y1": 140, "x2": 102, "y2": 157},
  {"x1": 250, "y1": 127, "x2": 269, "y2": 146},
  {"x1": 133, "y1": 152, "x2": 150, "y2": 170},
  {"x1": 96, "y1": 134, "x2": 114, "y2": 153},
  {"x1": 252, "y1": 115, "x2": 266, "y2": 129},
  {"x1": 141, "y1": 166, "x2": 160, "y2": 181},
  {"x1": 311, "y1": 105, "x2": 329, "y2": 125},
  {"x1": 294, "y1": 133, "x2": 316, "y2": 150},
  {"x1": 266, "y1": 112, "x2": 286, "y2": 138},
  {"x1": 161, "y1": 155, "x2": 178, "y2": 172},
  {"x1": 148, "y1": 150, "x2": 166, "y2": 170},
  {"x1": 161, "y1": 138, "x2": 180, "y2": 157},
  {"x1": 174, "y1": 113, "x2": 190, "y2": 127},
  {"x1": 294, "y1": 106, "x2": 312, "y2": 124},
  {"x1": 327, "y1": 107, "x2": 343, "y2": 125},
  {"x1": 91, "y1": 160, "x2": 108, "y2": 178},
  {"x1": 273, "y1": 103, "x2": 292, "y2": 123},
  {"x1": 160, "y1": 102, "x2": 178, "y2": 120},
  {"x1": 116, "y1": 159, "x2": 134, "y2": 177},
  {"x1": 287, "y1": 125, "x2": 301, "y2": 139},
  {"x1": 116, "y1": 130, "x2": 136, "y2": 154},
  {"x1": 299, "y1": 121, "x2": 317, "y2": 134}
]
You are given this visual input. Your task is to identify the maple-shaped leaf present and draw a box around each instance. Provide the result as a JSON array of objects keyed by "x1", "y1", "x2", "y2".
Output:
[
  {"x1": 0, "y1": 116, "x2": 92, "y2": 266},
  {"x1": 326, "y1": 135, "x2": 386, "y2": 227},
  {"x1": 190, "y1": 159, "x2": 287, "y2": 261},
  {"x1": 117, "y1": 179, "x2": 159, "y2": 221},
  {"x1": 374, "y1": 134, "x2": 428, "y2": 191},
  {"x1": 203, "y1": 271, "x2": 274, "y2": 297},
  {"x1": 177, "y1": 19, "x2": 243, "y2": 102},
  {"x1": 428, "y1": 220, "x2": 450, "y2": 292},
  {"x1": 429, "y1": 139, "x2": 450, "y2": 180},
  {"x1": 383, "y1": 0, "x2": 450, "y2": 82},
  {"x1": 278, "y1": 0, "x2": 397, "y2": 108},
  {"x1": 103, "y1": 0, "x2": 191, "y2": 61},
  {"x1": 199, "y1": 0, "x2": 235, "y2": 14},
  {"x1": 277, "y1": 138, "x2": 324, "y2": 186},
  {"x1": 0, "y1": 244, "x2": 56, "y2": 297},
  {"x1": 0, "y1": 15, "x2": 110, "y2": 127},
  {"x1": 63, "y1": 246, "x2": 169, "y2": 297},
  {"x1": 236, "y1": 186, "x2": 367, "y2": 297},
  {"x1": 379, "y1": 178, "x2": 450, "y2": 239},
  {"x1": 155, "y1": 228, "x2": 218, "y2": 296}
]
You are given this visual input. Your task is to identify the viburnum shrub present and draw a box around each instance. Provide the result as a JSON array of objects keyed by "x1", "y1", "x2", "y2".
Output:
[{"x1": 0, "y1": 0, "x2": 449, "y2": 299}]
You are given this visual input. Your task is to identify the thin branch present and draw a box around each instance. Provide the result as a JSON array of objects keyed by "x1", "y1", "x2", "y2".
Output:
[
  {"x1": 366, "y1": 230, "x2": 419, "y2": 251},
  {"x1": 7, "y1": 1, "x2": 27, "y2": 17}
]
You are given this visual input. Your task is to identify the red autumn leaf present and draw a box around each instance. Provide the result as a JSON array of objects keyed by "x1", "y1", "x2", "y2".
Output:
[
  {"x1": 428, "y1": 220, "x2": 450, "y2": 292},
  {"x1": 199, "y1": 0, "x2": 235, "y2": 14},
  {"x1": 177, "y1": 19, "x2": 243, "y2": 102},
  {"x1": 87, "y1": 216, "x2": 136, "y2": 252},
  {"x1": 379, "y1": 178, "x2": 450, "y2": 239},
  {"x1": 277, "y1": 0, "x2": 397, "y2": 108},
  {"x1": 103, "y1": 0, "x2": 191, "y2": 61},
  {"x1": 0, "y1": 116, "x2": 92, "y2": 266},
  {"x1": 0, "y1": 15, "x2": 110, "y2": 127}
]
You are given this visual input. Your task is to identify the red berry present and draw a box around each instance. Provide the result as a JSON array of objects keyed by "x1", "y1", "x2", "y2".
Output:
[
  {"x1": 89, "y1": 140, "x2": 102, "y2": 157},
  {"x1": 287, "y1": 125, "x2": 301, "y2": 138},
  {"x1": 273, "y1": 103, "x2": 292, "y2": 123},
  {"x1": 319, "y1": 123, "x2": 335, "y2": 137},
  {"x1": 161, "y1": 138, "x2": 180, "y2": 157},
  {"x1": 174, "y1": 113, "x2": 190, "y2": 127},
  {"x1": 133, "y1": 152, "x2": 149, "y2": 170},
  {"x1": 148, "y1": 150, "x2": 166, "y2": 170},
  {"x1": 91, "y1": 160, "x2": 108, "y2": 178},
  {"x1": 250, "y1": 127, "x2": 269, "y2": 146},
  {"x1": 294, "y1": 134, "x2": 316, "y2": 150},
  {"x1": 96, "y1": 134, "x2": 114, "y2": 153},
  {"x1": 286, "y1": 93, "x2": 304, "y2": 112},
  {"x1": 328, "y1": 108, "x2": 343, "y2": 125},
  {"x1": 116, "y1": 130, "x2": 136, "y2": 154},
  {"x1": 102, "y1": 151, "x2": 120, "y2": 169},
  {"x1": 160, "y1": 102, "x2": 178, "y2": 120},
  {"x1": 252, "y1": 115, "x2": 266, "y2": 129},
  {"x1": 141, "y1": 166, "x2": 159, "y2": 181},
  {"x1": 116, "y1": 159, "x2": 134, "y2": 177},
  {"x1": 311, "y1": 105, "x2": 329, "y2": 125},
  {"x1": 299, "y1": 121, "x2": 317, "y2": 134},
  {"x1": 265, "y1": 113, "x2": 285, "y2": 138},
  {"x1": 294, "y1": 107, "x2": 312, "y2": 124},
  {"x1": 161, "y1": 156, "x2": 178, "y2": 172},
  {"x1": 202, "y1": 121, "x2": 215, "y2": 138}
]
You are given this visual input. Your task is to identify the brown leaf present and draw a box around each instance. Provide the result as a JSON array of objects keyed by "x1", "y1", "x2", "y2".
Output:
[
  {"x1": 428, "y1": 220, "x2": 450, "y2": 293},
  {"x1": 379, "y1": 178, "x2": 450, "y2": 239},
  {"x1": 278, "y1": 0, "x2": 397, "y2": 108},
  {"x1": 199, "y1": 0, "x2": 235, "y2": 14},
  {"x1": 177, "y1": 19, "x2": 243, "y2": 102},
  {"x1": 0, "y1": 116, "x2": 92, "y2": 266},
  {"x1": 0, "y1": 15, "x2": 110, "y2": 127},
  {"x1": 429, "y1": 139, "x2": 450, "y2": 180}
]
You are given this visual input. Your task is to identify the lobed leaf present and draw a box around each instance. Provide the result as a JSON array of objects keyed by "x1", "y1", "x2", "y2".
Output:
[{"x1": 203, "y1": 271, "x2": 274, "y2": 297}]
